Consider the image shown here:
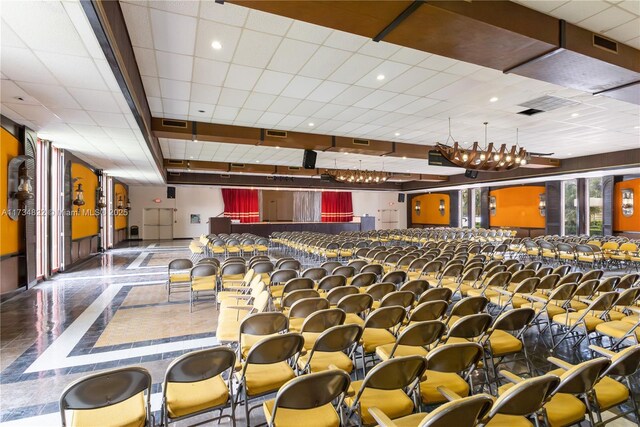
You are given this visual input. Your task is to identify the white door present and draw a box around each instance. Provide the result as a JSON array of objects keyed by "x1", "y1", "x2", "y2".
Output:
[
  {"x1": 158, "y1": 208, "x2": 173, "y2": 239},
  {"x1": 143, "y1": 208, "x2": 160, "y2": 240}
]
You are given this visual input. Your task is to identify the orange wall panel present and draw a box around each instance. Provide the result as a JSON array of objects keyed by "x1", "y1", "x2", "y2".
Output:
[
  {"x1": 0, "y1": 128, "x2": 23, "y2": 256},
  {"x1": 114, "y1": 183, "x2": 128, "y2": 230},
  {"x1": 614, "y1": 178, "x2": 640, "y2": 232},
  {"x1": 412, "y1": 193, "x2": 450, "y2": 225},
  {"x1": 71, "y1": 163, "x2": 98, "y2": 240},
  {"x1": 489, "y1": 186, "x2": 545, "y2": 229}
]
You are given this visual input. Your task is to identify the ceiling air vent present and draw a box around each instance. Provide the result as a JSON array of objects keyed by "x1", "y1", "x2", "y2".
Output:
[
  {"x1": 593, "y1": 34, "x2": 618, "y2": 54},
  {"x1": 161, "y1": 119, "x2": 188, "y2": 128},
  {"x1": 352, "y1": 138, "x2": 370, "y2": 146},
  {"x1": 266, "y1": 176, "x2": 275, "y2": 180},
  {"x1": 518, "y1": 95, "x2": 579, "y2": 112},
  {"x1": 230, "y1": 163, "x2": 245, "y2": 168},
  {"x1": 166, "y1": 159, "x2": 184, "y2": 165},
  {"x1": 287, "y1": 166, "x2": 301, "y2": 171},
  {"x1": 220, "y1": 174, "x2": 230, "y2": 178},
  {"x1": 518, "y1": 108, "x2": 544, "y2": 116},
  {"x1": 168, "y1": 172, "x2": 181, "y2": 176},
  {"x1": 266, "y1": 129, "x2": 287, "y2": 138}
]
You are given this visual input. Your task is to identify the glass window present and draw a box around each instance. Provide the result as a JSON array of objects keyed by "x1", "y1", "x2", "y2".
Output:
[
  {"x1": 563, "y1": 179, "x2": 578, "y2": 235},
  {"x1": 589, "y1": 177, "x2": 603, "y2": 236},
  {"x1": 461, "y1": 189, "x2": 469, "y2": 228},
  {"x1": 474, "y1": 189, "x2": 482, "y2": 228}
]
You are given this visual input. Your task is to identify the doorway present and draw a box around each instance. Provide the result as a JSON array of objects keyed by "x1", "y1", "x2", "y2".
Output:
[{"x1": 143, "y1": 208, "x2": 173, "y2": 240}]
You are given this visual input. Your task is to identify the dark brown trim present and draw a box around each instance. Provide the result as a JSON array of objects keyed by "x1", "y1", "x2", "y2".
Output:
[{"x1": 372, "y1": 0, "x2": 425, "y2": 42}]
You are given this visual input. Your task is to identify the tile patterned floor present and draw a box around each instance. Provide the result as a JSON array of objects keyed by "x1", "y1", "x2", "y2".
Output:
[{"x1": 0, "y1": 241, "x2": 638, "y2": 426}]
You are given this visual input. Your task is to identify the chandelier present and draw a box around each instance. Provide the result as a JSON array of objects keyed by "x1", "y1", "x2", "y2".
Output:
[
  {"x1": 436, "y1": 120, "x2": 528, "y2": 172},
  {"x1": 325, "y1": 160, "x2": 389, "y2": 184}
]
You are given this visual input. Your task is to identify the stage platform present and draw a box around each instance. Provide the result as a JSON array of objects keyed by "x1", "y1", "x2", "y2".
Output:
[{"x1": 209, "y1": 217, "x2": 375, "y2": 237}]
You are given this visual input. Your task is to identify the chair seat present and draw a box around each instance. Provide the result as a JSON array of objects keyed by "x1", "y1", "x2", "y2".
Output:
[
  {"x1": 595, "y1": 321, "x2": 640, "y2": 340},
  {"x1": 543, "y1": 392, "x2": 586, "y2": 427},
  {"x1": 420, "y1": 370, "x2": 469, "y2": 404},
  {"x1": 169, "y1": 273, "x2": 191, "y2": 283},
  {"x1": 485, "y1": 414, "x2": 533, "y2": 427},
  {"x1": 288, "y1": 317, "x2": 304, "y2": 333},
  {"x1": 577, "y1": 309, "x2": 626, "y2": 321},
  {"x1": 240, "y1": 334, "x2": 276, "y2": 358},
  {"x1": 165, "y1": 375, "x2": 228, "y2": 419},
  {"x1": 297, "y1": 350, "x2": 353, "y2": 373},
  {"x1": 622, "y1": 314, "x2": 639, "y2": 324},
  {"x1": 302, "y1": 331, "x2": 322, "y2": 351},
  {"x1": 488, "y1": 330, "x2": 522, "y2": 357},
  {"x1": 527, "y1": 301, "x2": 566, "y2": 318},
  {"x1": 70, "y1": 392, "x2": 146, "y2": 427},
  {"x1": 192, "y1": 276, "x2": 216, "y2": 291},
  {"x1": 345, "y1": 380, "x2": 414, "y2": 426},
  {"x1": 262, "y1": 400, "x2": 340, "y2": 427},
  {"x1": 593, "y1": 376, "x2": 629, "y2": 411},
  {"x1": 237, "y1": 361, "x2": 295, "y2": 397},
  {"x1": 375, "y1": 343, "x2": 428, "y2": 361},
  {"x1": 270, "y1": 285, "x2": 284, "y2": 298},
  {"x1": 343, "y1": 313, "x2": 365, "y2": 326},
  {"x1": 361, "y1": 328, "x2": 396, "y2": 353},
  {"x1": 552, "y1": 312, "x2": 604, "y2": 332},
  {"x1": 467, "y1": 288, "x2": 498, "y2": 298}
]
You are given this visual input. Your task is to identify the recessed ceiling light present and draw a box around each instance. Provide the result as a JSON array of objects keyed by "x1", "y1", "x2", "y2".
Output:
[
  {"x1": 395, "y1": 132, "x2": 400, "y2": 136},
  {"x1": 256, "y1": 160, "x2": 260, "y2": 163},
  {"x1": 402, "y1": 156, "x2": 407, "y2": 159},
  {"x1": 571, "y1": 113, "x2": 579, "y2": 117},
  {"x1": 198, "y1": 109, "x2": 205, "y2": 113},
  {"x1": 376, "y1": 74, "x2": 385, "y2": 81},
  {"x1": 567, "y1": 153, "x2": 572, "y2": 155},
  {"x1": 275, "y1": 146, "x2": 280, "y2": 149},
  {"x1": 343, "y1": 152, "x2": 348, "y2": 155},
  {"x1": 489, "y1": 97, "x2": 498, "y2": 102},
  {"x1": 308, "y1": 122, "x2": 314, "y2": 127},
  {"x1": 406, "y1": 169, "x2": 410, "y2": 172},
  {"x1": 190, "y1": 156, "x2": 193, "y2": 159},
  {"x1": 211, "y1": 40, "x2": 222, "y2": 50}
]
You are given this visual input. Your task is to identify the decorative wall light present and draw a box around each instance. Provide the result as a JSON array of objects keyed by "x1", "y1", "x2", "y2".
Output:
[
  {"x1": 96, "y1": 188, "x2": 107, "y2": 210},
  {"x1": 126, "y1": 198, "x2": 131, "y2": 211},
  {"x1": 415, "y1": 200, "x2": 421, "y2": 216},
  {"x1": 489, "y1": 196, "x2": 497, "y2": 216},
  {"x1": 622, "y1": 188, "x2": 634, "y2": 217},
  {"x1": 438, "y1": 199, "x2": 445, "y2": 216},
  {"x1": 116, "y1": 195, "x2": 124, "y2": 210},
  {"x1": 72, "y1": 179, "x2": 85, "y2": 208},
  {"x1": 538, "y1": 193, "x2": 546, "y2": 217},
  {"x1": 7, "y1": 156, "x2": 34, "y2": 220}
]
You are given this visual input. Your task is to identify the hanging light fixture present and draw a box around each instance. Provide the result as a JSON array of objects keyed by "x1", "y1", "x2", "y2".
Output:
[
  {"x1": 325, "y1": 160, "x2": 389, "y2": 184},
  {"x1": 436, "y1": 119, "x2": 528, "y2": 172}
]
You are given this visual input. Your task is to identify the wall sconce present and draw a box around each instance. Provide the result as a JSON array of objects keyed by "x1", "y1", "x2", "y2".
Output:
[
  {"x1": 538, "y1": 193, "x2": 546, "y2": 217},
  {"x1": 96, "y1": 188, "x2": 107, "y2": 210},
  {"x1": 414, "y1": 200, "x2": 421, "y2": 216},
  {"x1": 7, "y1": 156, "x2": 34, "y2": 220},
  {"x1": 126, "y1": 198, "x2": 131, "y2": 211},
  {"x1": 489, "y1": 196, "x2": 497, "y2": 216},
  {"x1": 622, "y1": 188, "x2": 634, "y2": 217},
  {"x1": 116, "y1": 195, "x2": 124, "y2": 210},
  {"x1": 72, "y1": 179, "x2": 85, "y2": 208},
  {"x1": 438, "y1": 199, "x2": 445, "y2": 216}
]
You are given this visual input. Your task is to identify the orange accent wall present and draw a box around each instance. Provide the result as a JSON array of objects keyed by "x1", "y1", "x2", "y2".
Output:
[
  {"x1": 71, "y1": 163, "x2": 98, "y2": 240},
  {"x1": 0, "y1": 128, "x2": 23, "y2": 256},
  {"x1": 614, "y1": 178, "x2": 640, "y2": 232},
  {"x1": 114, "y1": 183, "x2": 128, "y2": 230},
  {"x1": 412, "y1": 193, "x2": 450, "y2": 225},
  {"x1": 489, "y1": 186, "x2": 545, "y2": 229}
]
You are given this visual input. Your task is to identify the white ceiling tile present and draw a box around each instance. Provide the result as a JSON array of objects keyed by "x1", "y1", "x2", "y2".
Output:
[
  {"x1": 290, "y1": 99, "x2": 325, "y2": 116},
  {"x1": 353, "y1": 90, "x2": 397, "y2": 109},
  {"x1": 313, "y1": 104, "x2": 348, "y2": 119},
  {"x1": 194, "y1": 19, "x2": 242, "y2": 62},
  {"x1": 579, "y1": 6, "x2": 636, "y2": 32},
  {"x1": 188, "y1": 102, "x2": 215, "y2": 118},
  {"x1": 381, "y1": 66, "x2": 438, "y2": 93},
  {"x1": 190, "y1": 83, "x2": 221, "y2": 105},
  {"x1": 387, "y1": 48, "x2": 432, "y2": 66},
  {"x1": 244, "y1": 92, "x2": 277, "y2": 110},
  {"x1": 418, "y1": 55, "x2": 459, "y2": 71},
  {"x1": 147, "y1": 96, "x2": 163, "y2": 113},
  {"x1": 94, "y1": 59, "x2": 121, "y2": 92},
  {"x1": 235, "y1": 108, "x2": 263, "y2": 123},
  {"x1": 267, "y1": 96, "x2": 301, "y2": 114},
  {"x1": 625, "y1": 35, "x2": 640, "y2": 48},
  {"x1": 50, "y1": 108, "x2": 95, "y2": 125},
  {"x1": 232, "y1": 29, "x2": 281, "y2": 68},
  {"x1": 405, "y1": 72, "x2": 461, "y2": 97},
  {"x1": 444, "y1": 61, "x2": 483, "y2": 76},
  {"x1": 162, "y1": 98, "x2": 189, "y2": 115},
  {"x1": 374, "y1": 94, "x2": 420, "y2": 112},
  {"x1": 549, "y1": 1, "x2": 611, "y2": 23},
  {"x1": 133, "y1": 47, "x2": 158, "y2": 77},
  {"x1": 277, "y1": 114, "x2": 307, "y2": 128},
  {"x1": 68, "y1": 88, "x2": 121, "y2": 112},
  {"x1": 267, "y1": 38, "x2": 319, "y2": 74},
  {"x1": 1, "y1": 80, "x2": 39, "y2": 105},
  {"x1": 604, "y1": 17, "x2": 640, "y2": 41},
  {"x1": 35, "y1": 52, "x2": 106, "y2": 90},
  {"x1": 323, "y1": 30, "x2": 368, "y2": 52},
  {"x1": 218, "y1": 87, "x2": 250, "y2": 107},
  {"x1": 286, "y1": 20, "x2": 332, "y2": 44},
  {"x1": 159, "y1": 78, "x2": 191, "y2": 100},
  {"x1": 148, "y1": 0, "x2": 200, "y2": 17},
  {"x1": 155, "y1": 50, "x2": 193, "y2": 81},
  {"x1": 253, "y1": 70, "x2": 294, "y2": 95},
  {"x1": 141, "y1": 76, "x2": 161, "y2": 97},
  {"x1": 16, "y1": 82, "x2": 80, "y2": 109},
  {"x1": 307, "y1": 81, "x2": 349, "y2": 102},
  {"x1": 245, "y1": 9, "x2": 293, "y2": 36},
  {"x1": 298, "y1": 46, "x2": 352, "y2": 79},
  {"x1": 333, "y1": 106, "x2": 370, "y2": 122},
  {"x1": 280, "y1": 75, "x2": 323, "y2": 99},
  {"x1": 355, "y1": 60, "x2": 412, "y2": 88},
  {"x1": 1, "y1": 18, "x2": 26, "y2": 48},
  {"x1": 331, "y1": 86, "x2": 375, "y2": 106},
  {"x1": 221, "y1": 64, "x2": 261, "y2": 91},
  {"x1": 352, "y1": 109, "x2": 388, "y2": 123},
  {"x1": 150, "y1": 9, "x2": 197, "y2": 55},
  {"x1": 617, "y1": 0, "x2": 640, "y2": 15},
  {"x1": 357, "y1": 40, "x2": 402, "y2": 59},
  {"x1": 88, "y1": 112, "x2": 129, "y2": 128},
  {"x1": 396, "y1": 97, "x2": 441, "y2": 115},
  {"x1": 1, "y1": 47, "x2": 58, "y2": 85},
  {"x1": 120, "y1": 2, "x2": 154, "y2": 49},
  {"x1": 199, "y1": 2, "x2": 249, "y2": 27},
  {"x1": 329, "y1": 54, "x2": 384, "y2": 84},
  {"x1": 192, "y1": 57, "x2": 229, "y2": 86},
  {"x1": 257, "y1": 112, "x2": 286, "y2": 125}
]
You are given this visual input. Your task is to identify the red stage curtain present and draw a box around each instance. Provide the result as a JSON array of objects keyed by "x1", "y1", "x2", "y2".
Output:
[
  {"x1": 321, "y1": 192, "x2": 353, "y2": 222},
  {"x1": 221, "y1": 189, "x2": 259, "y2": 223}
]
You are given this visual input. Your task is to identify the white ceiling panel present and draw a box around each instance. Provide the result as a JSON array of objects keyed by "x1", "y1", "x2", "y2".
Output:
[
  {"x1": 149, "y1": 8, "x2": 197, "y2": 55},
  {"x1": 232, "y1": 29, "x2": 281, "y2": 68}
]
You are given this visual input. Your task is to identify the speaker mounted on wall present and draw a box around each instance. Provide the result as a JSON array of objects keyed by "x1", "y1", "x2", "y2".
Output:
[
  {"x1": 167, "y1": 186, "x2": 176, "y2": 199},
  {"x1": 398, "y1": 193, "x2": 405, "y2": 203},
  {"x1": 302, "y1": 150, "x2": 317, "y2": 169},
  {"x1": 465, "y1": 169, "x2": 478, "y2": 179}
]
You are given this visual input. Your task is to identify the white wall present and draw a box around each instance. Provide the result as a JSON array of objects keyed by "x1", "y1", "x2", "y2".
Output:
[
  {"x1": 128, "y1": 186, "x2": 407, "y2": 239},
  {"x1": 128, "y1": 185, "x2": 224, "y2": 239}
]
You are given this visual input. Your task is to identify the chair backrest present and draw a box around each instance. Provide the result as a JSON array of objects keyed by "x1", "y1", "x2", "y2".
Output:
[
  {"x1": 409, "y1": 300, "x2": 449, "y2": 322},
  {"x1": 379, "y1": 291, "x2": 415, "y2": 309},
  {"x1": 270, "y1": 269, "x2": 298, "y2": 285},
  {"x1": 523, "y1": 261, "x2": 542, "y2": 271},
  {"x1": 333, "y1": 265, "x2": 356, "y2": 278},
  {"x1": 484, "y1": 375, "x2": 560, "y2": 420},
  {"x1": 363, "y1": 301, "x2": 405, "y2": 325},
  {"x1": 552, "y1": 265, "x2": 571, "y2": 276},
  {"x1": 282, "y1": 277, "x2": 315, "y2": 295},
  {"x1": 313, "y1": 323, "x2": 363, "y2": 353},
  {"x1": 220, "y1": 262, "x2": 245, "y2": 276},
  {"x1": 240, "y1": 312, "x2": 289, "y2": 337},
  {"x1": 555, "y1": 357, "x2": 611, "y2": 394},
  {"x1": 289, "y1": 297, "x2": 330, "y2": 319},
  {"x1": 547, "y1": 283, "x2": 578, "y2": 302},
  {"x1": 60, "y1": 367, "x2": 151, "y2": 426},
  {"x1": 421, "y1": 260, "x2": 444, "y2": 275},
  {"x1": 282, "y1": 289, "x2": 321, "y2": 309},
  {"x1": 510, "y1": 269, "x2": 536, "y2": 283},
  {"x1": 426, "y1": 342, "x2": 483, "y2": 373},
  {"x1": 538, "y1": 274, "x2": 560, "y2": 290},
  {"x1": 275, "y1": 257, "x2": 296, "y2": 268},
  {"x1": 348, "y1": 259, "x2": 367, "y2": 272},
  {"x1": 269, "y1": 370, "x2": 351, "y2": 422},
  {"x1": 321, "y1": 261, "x2": 342, "y2": 272},
  {"x1": 337, "y1": 293, "x2": 373, "y2": 315},
  {"x1": 408, "y1": 393, "x2": 493, "y2": 427},
  {"x1": 418, "y1": 287, "x2": 453, "y2": 304},
  {"x1": 559, "y1": 271, "x2": 583, "y2": 285},
  {"x1": 614, "y1": 287, "x2": 640, "y2": 308},
  {"x1": 492, "y1": 308, "x2": 535, "y2": 333},
  {"x1": 301, "y1": 267, "x2": 328, "y2": 281},
  {"x1": 361, "y1": 263, "x2": 384, "y2": 276},
  {"x1": 535, "y1": 266, "x2": 553, "y2": 277},
  {"x1": 486, "y1": 271, "x2": 512, "y2": 288},
  {"x1": 450, "y1": 296, "x2": 489, "y2": 317},
  {"x1": 165, "y1": 346, "x2": 235, "y2": 383},
  {"x1": 585, "y1": 291, "x2": 618, "y2": 312},
  {"x1": 603, "y1": 345, "x2": 640, "y2": 377},
  {"x1": 252, "y1": 261, "x2": 274, "y2": 274},
  {"x1": 326, "y1": 286, "x2": 359, "y2": 305},
  {"x1": 245, "y1": 333, "x2": 305, "y2": 365},
  {"x1": 168, "y1": 258, "x2": 193, "y2": 271},
  {"x1": 396, "y1": 320, "x2": 446, "y2": 348},
  {"x1": 439, "y1": 264, "x2": 464, "y2": 279},
  {"x1": 596, "y1": 276, "x2": 620, "y2": 293},
  {"x1": 361, "y1": 355, "x2": 427, "y2": 391},
  {"x1": 512, "y1": 277, "x2": 540, "y2": 294},
  {"x1": 617, "y1": 273, "x2": 640, "y2": 289},
  {"x1": 301, "y1": 308, "x2": 346, "y2": 333},
  {"x1": 191, "y1": 264, "x2": 218, "y2": 278},
  {"x1": 366, "y1": 282, "x2": 396, "y2": 300},
  {"x1": 447, "y1": 313, "x2": 492, "y2": 341},
  {"x1": 399, "y1": 280, "x2": 430, "y2": 298},
  {"x1": 350, "y1": 272, "x2": 378, "y2": 288},
  {"x1": 580, "y1": 269, "x2": 604, "y2": 282},
  {"x1": 381, "y1": 270, "x2": 407, "y2": 285}
]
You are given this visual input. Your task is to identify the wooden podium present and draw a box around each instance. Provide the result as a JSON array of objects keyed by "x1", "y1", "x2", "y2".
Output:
[{"x1": 209, "y1": 217, "x2": 231, "y2": 235}]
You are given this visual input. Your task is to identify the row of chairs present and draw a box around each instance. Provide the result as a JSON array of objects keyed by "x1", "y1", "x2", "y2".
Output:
[{"x1": 189, "y1": 233, "x2": 270, "y2": 260}]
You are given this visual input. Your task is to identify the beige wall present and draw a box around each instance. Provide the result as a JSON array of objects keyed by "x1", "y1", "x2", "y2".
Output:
[{"x1": 262, "y1": 190, "x2": 293, "y2": 221}]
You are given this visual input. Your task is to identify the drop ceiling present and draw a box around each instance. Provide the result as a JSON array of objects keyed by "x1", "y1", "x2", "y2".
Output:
[{"x1": 120, "y1": 0, "x2": 639, "y2": 177}]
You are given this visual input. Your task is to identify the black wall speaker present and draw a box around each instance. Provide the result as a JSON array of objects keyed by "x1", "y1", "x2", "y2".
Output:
[
  {"x1": 398, "y1": 193, "x2": 405, "y2": 203},
  {"x1": 167, "y1": 186, "x2": 176, "y2": 199},
  {"x1": 302, "y1": 149, "x2": 317, "y2": 169},
  {"x1": 465, "y1": 169, "x2": 478, "y2": 179}
]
